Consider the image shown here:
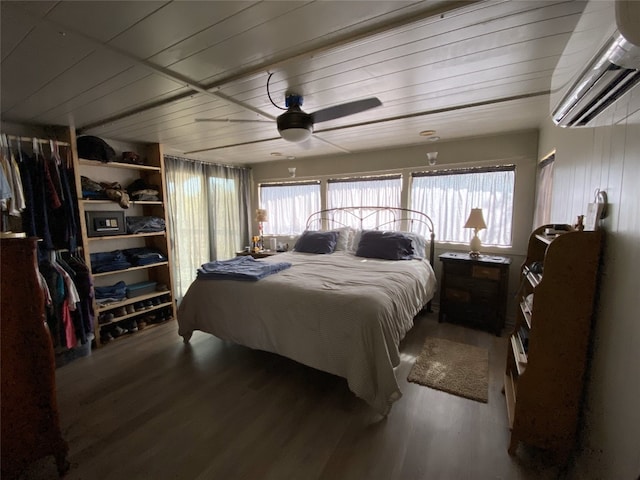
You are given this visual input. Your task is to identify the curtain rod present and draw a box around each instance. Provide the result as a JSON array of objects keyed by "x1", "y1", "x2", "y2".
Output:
[
  {"x1": 3, "y1": 134, "x2": 70, "y2": 146},
  {"x1": 164, "y1": 154, "x2": 250, "y2": 171}
]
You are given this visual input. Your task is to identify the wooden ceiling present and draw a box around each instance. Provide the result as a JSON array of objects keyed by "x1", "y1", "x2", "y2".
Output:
[{"x1": 1, "y1": 0, "x2": 587, "y2": 164}]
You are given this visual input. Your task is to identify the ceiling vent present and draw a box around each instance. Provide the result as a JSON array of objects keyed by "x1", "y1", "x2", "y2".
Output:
[{"x1": 551, "y1": 0, "x2": 640, "y2": 127}]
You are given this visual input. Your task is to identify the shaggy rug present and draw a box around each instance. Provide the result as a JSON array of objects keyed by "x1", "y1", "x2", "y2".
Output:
[{"x1": 408, "y1": 337, "x2": 489, "y2": 403}]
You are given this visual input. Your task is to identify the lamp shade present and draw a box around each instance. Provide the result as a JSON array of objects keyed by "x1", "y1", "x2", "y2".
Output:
[
  {"x1": 279, "y1": 127, "x2": 312, "y2": 143},
  {"x1": 255, "y1": 209, "x2": 268, "y2": 222},
  {"x1": 464, "y1": 208, "x2": 487, "y2": 231}
]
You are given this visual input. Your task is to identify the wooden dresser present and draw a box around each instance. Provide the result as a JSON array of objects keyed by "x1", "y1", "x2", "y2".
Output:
[
  {"x1": 438, "y1": 252, "x2": 511, "y2": 336},
  {"x1": 1, "y1": 237, "x2": 69, "y2": 479}
]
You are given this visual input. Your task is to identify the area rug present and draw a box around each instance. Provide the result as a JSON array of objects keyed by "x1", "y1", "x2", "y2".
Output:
[{"x1": 408, "y1": 337, "x2": 489, "y2": 403}]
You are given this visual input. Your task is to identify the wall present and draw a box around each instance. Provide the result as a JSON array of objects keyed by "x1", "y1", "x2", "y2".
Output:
[
  {"x1": 250, "y1": 130, "x2": 540, "y2": 318},
  {"x1": 538, "y1": 86, "x2": 640, "y2": 479}
]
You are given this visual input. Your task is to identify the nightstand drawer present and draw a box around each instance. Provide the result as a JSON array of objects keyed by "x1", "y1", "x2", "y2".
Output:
[
  {"x1": 472, "y1": 265, "x2": 501, "y2": 281},
  {"x1": 445, "y1": 288, "x2": 471, "y2": 303}
]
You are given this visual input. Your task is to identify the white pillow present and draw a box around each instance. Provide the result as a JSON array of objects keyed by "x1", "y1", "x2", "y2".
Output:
[
  {"x1": 331, "y1": 226, "x2": 355, "y2": 251},
  {"x1": 402, "y1": 231, "x2": 428, "y2": 259},
  {"x1": 350, "y1": 229, "x2": 362, "y2": 252}
]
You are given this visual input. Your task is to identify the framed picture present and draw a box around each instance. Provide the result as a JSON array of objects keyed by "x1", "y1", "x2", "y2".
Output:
[{"x1": 584, "y1": 202, "x2": 603, "y2": 231}]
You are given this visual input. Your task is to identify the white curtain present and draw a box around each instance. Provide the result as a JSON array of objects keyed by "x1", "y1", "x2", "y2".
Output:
[
  {"x1": 532, "y1": 154, "x2": 555, "y2": 229},
  {"x1": 165, "y1": 156, "x2": 251, "y2": 300},
  {"x1": 411, "y1": 166, "x2": 515, "y2": 246},
  {"x1": 260, "y1": 182, "x2": 320, "y2": 235},
  {"x1": 327, "y1": 176, "x2": 402, "y2": 229}
]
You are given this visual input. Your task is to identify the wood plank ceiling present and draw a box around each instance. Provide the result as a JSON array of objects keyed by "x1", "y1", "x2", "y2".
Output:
[{"x1": 1, "y1": 0, "x2": 586, "y2": 164}]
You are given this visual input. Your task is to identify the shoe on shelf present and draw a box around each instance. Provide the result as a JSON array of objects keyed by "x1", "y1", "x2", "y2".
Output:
[
  {"x1": 151, "y1": 297, "x2": 161, "y2": 306},
  {"x1": 113, "y1": 306, "x2": 127, "y2": 317},
  {"x1": 124, "y1": 319, "x2": 138, "y2": 333},
  {"x1": 125, "y1": 304, "x2": 136, "y2": 315},
  {"x1": 136, "y1": 318, "x2": 146, "y2": 330},
  {"x1": 98, "y1": 312, "x2": 114, "y2": 324},
  {"x1": 100, "y1": 330, "x2": 113, "y2": 343},
  {"x1": 134, "y1": 301, "x2": 146, "y2": 312},
  {"x1": 111, "y1": 325, "x2": 127, "y2": 338},
  {"x1": 143, "y1": 300, "x2": 153, "y2": 309}
]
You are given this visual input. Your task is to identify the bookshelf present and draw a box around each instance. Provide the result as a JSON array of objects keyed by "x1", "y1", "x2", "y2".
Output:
[{"x1": 504, "y1": 224, "x2": 603, "y2": 462}]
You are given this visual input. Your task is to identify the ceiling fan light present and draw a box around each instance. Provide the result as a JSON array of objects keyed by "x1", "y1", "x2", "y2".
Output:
[{"x1": 279, "y1": 127, "x2": 312, "y2": 143}]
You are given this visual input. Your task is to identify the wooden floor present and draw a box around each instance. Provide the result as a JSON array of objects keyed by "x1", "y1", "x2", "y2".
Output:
[{"x1": 24, "y1": 312, "x2": 565, "y2": 480}]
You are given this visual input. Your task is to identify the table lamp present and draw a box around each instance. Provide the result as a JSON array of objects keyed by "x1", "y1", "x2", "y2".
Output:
[
  {"x1": 464, "y1": 208, "x2": 486, "y2": 257},
  {"x1": 255, "y1": 208, "x2": 268, "y2": 251}
]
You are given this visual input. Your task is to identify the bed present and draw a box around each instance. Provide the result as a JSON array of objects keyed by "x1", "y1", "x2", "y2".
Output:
[{"x1": 177, "y1": 207, "x2": 437, "y2": 415}]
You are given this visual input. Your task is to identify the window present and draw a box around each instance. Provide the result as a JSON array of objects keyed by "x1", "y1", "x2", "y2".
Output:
[
  {"x1": 259, "y1": 181, "x2": 321, "y2": 235},
  {"x1": 165, "y1": 156, "x2": 251, "y2": 300},
  {"x1": 327, "y1": 175, "x2": 402, "y2": 229},
  {"x1": 532, "y1": 152, "x2": 555, "y2": 229},
  {"x1": 410, "y1": 165, "x2": 515, "y2": 246}
]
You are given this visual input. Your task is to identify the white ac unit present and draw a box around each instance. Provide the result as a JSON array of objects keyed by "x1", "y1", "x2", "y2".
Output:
[{"x1": 551, "y1": 0, "x2": 640, "y2": 127}]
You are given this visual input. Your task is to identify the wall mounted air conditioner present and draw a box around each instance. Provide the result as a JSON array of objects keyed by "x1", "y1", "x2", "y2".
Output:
[{"x1": 551, "y1": 0, "x2": 640, "y2": 127}]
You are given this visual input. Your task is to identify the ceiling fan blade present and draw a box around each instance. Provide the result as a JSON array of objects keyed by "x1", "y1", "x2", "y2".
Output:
[
  {"x1": 195, "y1": 118, "x2": 272, "y2": 124},
  {"x1": 311, "y1": 97, "x2": 382, "y2": 124}
]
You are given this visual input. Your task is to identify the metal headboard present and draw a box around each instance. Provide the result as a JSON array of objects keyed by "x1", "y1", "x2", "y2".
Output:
[{"x1": 304, "y1": 206, "x2": 436, "y2": 268}]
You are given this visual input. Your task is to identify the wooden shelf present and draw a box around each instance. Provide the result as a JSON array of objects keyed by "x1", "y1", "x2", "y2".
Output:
[
  {"x1": 79, "y1": 199, "x2": 163, "y2": 206},
  {"x1": 73, "y1": 141, "x2": 176, "y2": 348},
  {"x1": 79, "y1": 158, "x2": 160, "y2": 171},
  {"x1": 87, "y1": 231, "x2": 165, "y2": 241},
  {"x1": 504, "y1": 372, "x2": 516, "y2": 428},
  {"x1": 97, "y1": 301, "x2": 173, "y2": 326},
  {"x1": 524, "y1": 268, "x2": 542, "y2": 288},
  {"x1": 96, "y1": 291, "x2": 169, "y2": 313},
  {"x1": 510, "y1": 335, "x2": 527, "y2": 374},
  {"x1": 92, "y1": 262, "x2": 169, "y2": 278},
  {"x1": 519, "y1": 301, "x2": 532, "y2": 329},
  {"x1": 504, "y1": 224, "x2": 603, "y2": 462},
  {"x1": 98, "y1": 318, "x2": 174, "y2": 346}
]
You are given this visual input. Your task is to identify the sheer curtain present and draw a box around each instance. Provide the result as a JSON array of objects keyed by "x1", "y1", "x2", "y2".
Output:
[
  {"x1": 411, "y1": 166, "x2": 515, "y2": 246},
  {"x1": 165, "y1": 155, "x2": 251, "y2": 300},
  {"x1": 327, "y1": 175, "x2": 402, "y2": 229},
  {"x1": 259, "y1": 182, "x2": 320, "y2": 235},
  {"x1": 532, "y1": 153, "x2": 555, "y2": 229}
]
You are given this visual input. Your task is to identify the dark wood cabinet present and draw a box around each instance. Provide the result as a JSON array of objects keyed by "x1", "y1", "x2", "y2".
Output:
[
  {"x1": 438, "y1": 252, "x2": 511, "y2": 336},
  {"x1": 1, "y1": 237, "x2": 69, "y2": 479}
]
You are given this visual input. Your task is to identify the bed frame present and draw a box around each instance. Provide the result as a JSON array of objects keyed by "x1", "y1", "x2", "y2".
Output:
[{"x1": 304, "y1": 206, "x2": 436, "y2": 268}]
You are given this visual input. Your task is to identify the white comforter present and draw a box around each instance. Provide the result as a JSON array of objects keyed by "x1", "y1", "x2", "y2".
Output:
[{"x1": 177, "y1": 251, "x2": 436, "y2": 415}]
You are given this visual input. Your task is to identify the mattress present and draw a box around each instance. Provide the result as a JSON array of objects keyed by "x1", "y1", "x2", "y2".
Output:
[{"x1": 177, "y1": 251, "x2": 436, "y2": 415}]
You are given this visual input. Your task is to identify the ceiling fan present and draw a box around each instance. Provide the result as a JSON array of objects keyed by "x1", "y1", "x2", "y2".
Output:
[
  {"x1": 274, "y1": 94, "x2": 382, "y2": 143},
  {"x1": 195, "y1": 74, "x2": 382, "y2": 143}
]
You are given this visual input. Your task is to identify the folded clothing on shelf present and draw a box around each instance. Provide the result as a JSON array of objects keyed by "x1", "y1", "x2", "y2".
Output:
[
  {"x1": 126, "y1": 178, "x2": 160, "y2": 201},
  {"x1": 81, "y1": 175, "x2": 108, "y2": 200},
  {"x1": 126, "y1": 281, "x2": 157, "y2": 298},
  {"x1": 126, "y1": 216, "x2": 165, "y2": 234},
  {"x1": 94, "y1": 280, "x2": 127, "y2": 302},
  {"x1": 90, "y1": 250, "x2": 132, "y2": 273},
  {"x1": 122, "y1": 247, "x2": 167, "y2": 266}
]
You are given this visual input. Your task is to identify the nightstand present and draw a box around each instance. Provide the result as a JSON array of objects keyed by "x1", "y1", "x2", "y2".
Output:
[
  {"x1": 438, "y1": 252, "x2": 511, "y2": 336},
  {"x1": 236, "y1": 250, "x2": 280, "y2": 259}
]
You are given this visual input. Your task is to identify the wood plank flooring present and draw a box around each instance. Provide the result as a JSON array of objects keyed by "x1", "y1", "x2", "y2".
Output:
[{"x1": 23, "y1": 312, "x2": 565, "y2": 480}]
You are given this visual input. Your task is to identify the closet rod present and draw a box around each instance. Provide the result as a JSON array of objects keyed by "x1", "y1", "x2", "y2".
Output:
[{"x1": 3, "y1": 134, "x2": 70, "y2": 147}]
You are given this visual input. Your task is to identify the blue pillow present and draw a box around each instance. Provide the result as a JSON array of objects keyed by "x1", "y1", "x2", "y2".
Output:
[
  {"x1": 355, "y1": 230, "x2": 414, "y2": 260},
  {"x1": 294, "y1": 230, "x2": 339, "y2": 254}
]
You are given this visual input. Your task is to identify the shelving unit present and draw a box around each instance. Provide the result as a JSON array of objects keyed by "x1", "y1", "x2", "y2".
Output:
[
  {"x1": 69, "y1": 133, "x2": 176, "y2": 346},
  {"x1": 504, "y1": 224, "x2": 603, "y2": 462}
]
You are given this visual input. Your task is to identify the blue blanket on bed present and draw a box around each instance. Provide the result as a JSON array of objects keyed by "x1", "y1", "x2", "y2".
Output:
[{"x1": 197, "y1": 255, "x2": 292, "y2": 281}]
